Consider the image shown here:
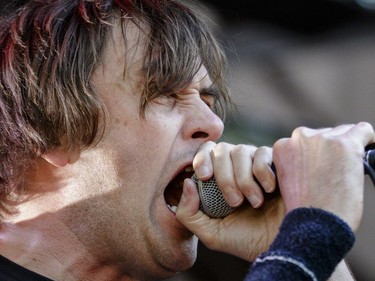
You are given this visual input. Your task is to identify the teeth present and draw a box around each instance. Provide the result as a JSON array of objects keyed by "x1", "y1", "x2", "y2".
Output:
[
  {"x1": 184, "y1": 166, "x2": 194, "y2": 172},
  {"x1": 167, "y1": 204, "x2": 178, "y2": 213}
]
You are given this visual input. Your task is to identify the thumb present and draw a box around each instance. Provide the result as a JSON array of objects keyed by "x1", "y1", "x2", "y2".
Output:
[{"x1": 176, "y1": 179, "x2": 215, "y2": 239}]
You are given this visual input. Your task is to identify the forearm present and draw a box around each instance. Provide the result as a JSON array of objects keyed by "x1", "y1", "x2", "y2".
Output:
[{"x1": 329, "y1": 260, "x2": 356, "y2": 281}]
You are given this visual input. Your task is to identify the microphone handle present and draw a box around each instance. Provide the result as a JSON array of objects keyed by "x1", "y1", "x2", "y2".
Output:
[{"x1": 192, "y1": 148, "x2": 375, "y2": 219}]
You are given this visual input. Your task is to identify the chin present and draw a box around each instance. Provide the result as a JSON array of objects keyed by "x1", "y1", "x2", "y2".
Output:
[
  {"x1": 161, "y1": 236, "x2": 199, "y2": 274},
  {"x1": 127, "y1": 239, "x2": 199, "y2": 281},
  {"x1": 145, "y1": 249, "x2": 197, "y2": 281}
]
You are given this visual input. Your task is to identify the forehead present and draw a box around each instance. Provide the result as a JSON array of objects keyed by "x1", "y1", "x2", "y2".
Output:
[
  {"x1": 98, "y1": 20, "x2": 148, "y2": 83},
  {"x1": 189, "y1": 65, "x2": 212, "y2": 89},
  {"x1": 97, "y1": 18, "x2": 212, "y2": 90}
]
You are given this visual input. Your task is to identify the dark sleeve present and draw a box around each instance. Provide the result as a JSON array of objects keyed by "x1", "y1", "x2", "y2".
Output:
[{"x1": 244, "y1": 208, "x2": 355, "y2": 281}]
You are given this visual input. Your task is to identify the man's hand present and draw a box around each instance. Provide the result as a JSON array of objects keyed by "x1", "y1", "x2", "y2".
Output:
[
  {"x1": 176, "y1": 122, "x2": 375, "y2": 263},
  {"x1": 273, "y1": 122, "x2": 375, "y2": 231},
  {"x1": 176, "y1": 142, "x2": 284, "y2": 261}
]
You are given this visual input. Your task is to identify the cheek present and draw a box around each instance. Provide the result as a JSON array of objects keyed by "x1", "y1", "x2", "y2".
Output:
[
  {"x1": 88, "y1": 123, "x2": 171, "y2": 192},
  {"x1": 93, "y1": 105, "x2": 183, "y2": 192}
]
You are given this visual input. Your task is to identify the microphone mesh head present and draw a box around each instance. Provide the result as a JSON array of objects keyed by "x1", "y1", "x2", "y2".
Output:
[{"x1": 191, "y1": 174, "x2": 236, "y2": 218}]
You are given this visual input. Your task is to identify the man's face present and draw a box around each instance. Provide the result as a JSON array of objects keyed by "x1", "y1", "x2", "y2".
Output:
[{"x1": 63, "y1": 23, "x2": 224, "y2": 279}]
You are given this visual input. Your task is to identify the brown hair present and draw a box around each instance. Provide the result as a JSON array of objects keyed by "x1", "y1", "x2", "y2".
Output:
[{"x1": 0, "y1": 0, "x2": 230, "y2": 216}]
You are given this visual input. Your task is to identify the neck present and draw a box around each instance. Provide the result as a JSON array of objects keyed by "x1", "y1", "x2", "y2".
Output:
[{"x1": 0, "y1": 215, "x2": 134, "y2": 281}]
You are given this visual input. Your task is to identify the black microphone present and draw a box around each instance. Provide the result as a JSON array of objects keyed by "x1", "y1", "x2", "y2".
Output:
[{"x1": 192, "y1": 148, "x2": 375, "y2": 219}]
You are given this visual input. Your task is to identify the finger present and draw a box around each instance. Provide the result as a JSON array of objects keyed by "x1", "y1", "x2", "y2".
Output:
[
  {"x1": 252, "y1": 146, "x2": 276, "y2": 193},
  {"x1": 176, "y1": 178, "x2": 201, "y2": 219},
  {"x1": 193, "y1": 141, "x2": 216, "y2": 180},
  {"x1": 176, "y1": 179, "x2": 219, "y2": 247},
  {"x1": 211, "y1": 142, "x2": 244, "y2": 207},
  {"x1": 230, "y1": 144, "x2": 264, "y2": 208},
  {"x1": 344, "y1": 122, "x2": 375, "y2": 147}
]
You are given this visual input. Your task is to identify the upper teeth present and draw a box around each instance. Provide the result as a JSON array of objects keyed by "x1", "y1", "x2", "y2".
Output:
[
  {"x1": 168, "y1": 205, "x2": 178, "y2": 213},
  {"x1": 184, "y1": 166, "x2": 194, "y2": 172}
]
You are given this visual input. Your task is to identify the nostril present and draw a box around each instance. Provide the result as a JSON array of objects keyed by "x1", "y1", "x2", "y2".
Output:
[{"x1": 192, "y1": 131, "x2": 209, "y2": 139}]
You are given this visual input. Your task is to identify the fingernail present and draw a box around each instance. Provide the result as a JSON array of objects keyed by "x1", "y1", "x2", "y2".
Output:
[
  {"x1": 262, "y1": 181, "x2": 273, "y2": 193},
  {"x1": 225, "y1": 192, "x2": 243, "y2": 207},
  {"x1": 248, "y1": 195, "x2": 262, "y2": 208},
  {"x1": 180, "y1": 179, "x2": 191, "y2": 205},
  {"x1": 195, "y1": 166, "x2": 210, "y2": 179}
]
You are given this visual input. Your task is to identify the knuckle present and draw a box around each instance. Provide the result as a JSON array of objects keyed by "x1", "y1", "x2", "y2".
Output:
[
  {"x1": 234, "y1": 176, "x2": 260, "y2": 197},
  {"x1": 235, "y1": 174, "x2": 252, "y2": 189},
  {"x1": 230, "y1": 144, "x2": 253, "y2": 157},
  {"x1": 253, "y1": 146, "x2": 272, "y2": 160},
  {"x1": 214, "y1": 142, "x2": 231, "y2": 153},
  {"x1": 216, "y1": 178, "x2": 233, "y2": 191},
  {"x1": 273, "y1": 138, "x2": 290, "y2": 152},
  {"x1": 291, "y1": 126, "x2": 309, "y2": 138},
  {"x1": 257, "y1": 145, "x2": 271, "y2": 153},
  {"x1": 358, "y1": 121, "x2": 373, "y2": 132},
  {"x1": 198, "y1": 141, "x2": 216, "y2": 154},
  {"x1": 242, "y1": 186, "x2": 257, "y2": 199}
]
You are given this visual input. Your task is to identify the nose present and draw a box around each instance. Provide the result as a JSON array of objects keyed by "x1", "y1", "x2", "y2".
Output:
[{"x1": 184, "y1": 103, "x2": 224, "y2": 142}]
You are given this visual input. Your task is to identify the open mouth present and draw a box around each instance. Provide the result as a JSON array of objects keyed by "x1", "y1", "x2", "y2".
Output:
[{"x1": 164, "y1": 165, "x2": 194, "y2": 213}]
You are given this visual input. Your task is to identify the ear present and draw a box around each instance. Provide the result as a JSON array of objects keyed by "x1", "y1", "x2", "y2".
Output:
[{"x1": 41, "y1": 150, "x2": 69, "y2": 168}]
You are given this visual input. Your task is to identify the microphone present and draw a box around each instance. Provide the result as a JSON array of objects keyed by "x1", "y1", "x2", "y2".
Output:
[{"x1": 192, "y1": 148, "x2": 375, "y2": 219}]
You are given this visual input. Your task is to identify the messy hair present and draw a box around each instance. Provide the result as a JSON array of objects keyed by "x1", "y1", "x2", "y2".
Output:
[{"x1": 0, "y1": 0, "x2": 230, "y2": 215}]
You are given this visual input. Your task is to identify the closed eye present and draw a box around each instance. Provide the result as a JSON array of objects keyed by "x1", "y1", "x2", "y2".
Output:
[{"x1": 200, "y1": 87, "x2": 219, "y2": 110}]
